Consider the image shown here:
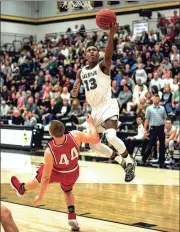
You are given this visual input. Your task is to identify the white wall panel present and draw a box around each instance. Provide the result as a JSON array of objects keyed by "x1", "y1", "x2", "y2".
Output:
[
  {"x1": 36, "y1": 8, "x2": 179, "y2": 41},
  {"x1": 1, "y1": 0, "x2": 35, "y2": 18}
]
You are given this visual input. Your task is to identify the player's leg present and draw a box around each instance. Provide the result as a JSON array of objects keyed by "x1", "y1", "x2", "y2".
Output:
[
  {"x1": 10, "y1": 165, "x2": 43, "y2": 196},
  {"x1": 104, "y1": 119, "x2": 136, "y2": 182},
  {"x1": 61, "y1": 170, "x2": 80, "y2": 231},
  {"x1": 1, "y1": 204, "x2": 19, "y2": 232}
]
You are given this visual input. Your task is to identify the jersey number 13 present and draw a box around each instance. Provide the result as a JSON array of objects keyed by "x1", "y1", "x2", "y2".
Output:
[{"x1": 84, "y1": 78, "x2": 97, "y2": 91}]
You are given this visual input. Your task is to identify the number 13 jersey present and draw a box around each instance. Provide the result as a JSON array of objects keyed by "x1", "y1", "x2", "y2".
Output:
[
  {"x1": 48, "y1": 133, "x2": 79, "y2": 173},
  {"x1": 81, "y1": 63, "x2": 112, "y2": 107}
]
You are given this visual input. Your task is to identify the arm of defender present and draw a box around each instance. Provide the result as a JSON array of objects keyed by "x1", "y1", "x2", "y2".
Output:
[
  {"x1": 100, "y1": 22, "x2": 118, "y2": 70},
  {"x1": 72, "y1": 115, "x2": 100, "y2": 145},
  {"x1": 34, "y1": 148, "x2": 53, "y2": 205},
  {"x1": 70, "y1": 69, "x2": 82, "y2": 98}
]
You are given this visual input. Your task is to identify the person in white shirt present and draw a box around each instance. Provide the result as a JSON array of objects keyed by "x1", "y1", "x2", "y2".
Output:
[
  {"x1": 61, "y1": 87, "x2": 71, "y2": 103},
  {"x1": 124, "y1": 115, "x2": 144, "y2": 155},
  {"x1": 170, "y1": 76, "x2": 178, "y2": 93},
  {"x1": 135, "y1": 63, "x2": 147, "y2": 84},
  {"x1": 149, "y1": 71, "x2": 162, "y2": 91},
  {"x1": 1, "y1": 101, "x2": 10, "y2": 118},
  {"x1": 127, "y1": 83, "x2": 147, "y2": 113},
  {"x1": 161, "y1": 70, "x2": 173, "y2": 88}
]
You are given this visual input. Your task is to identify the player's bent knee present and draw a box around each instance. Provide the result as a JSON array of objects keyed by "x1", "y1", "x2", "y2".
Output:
[{"x1": 105, "y1": 128, "x2": 117, "y2": 143}]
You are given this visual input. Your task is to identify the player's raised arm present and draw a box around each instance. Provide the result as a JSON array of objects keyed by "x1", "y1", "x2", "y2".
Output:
[
  {"x1": 70, "y1": 69, "x2": 81, "y2": 98},
  {"x1": 34, "y1": 148, "x2": 53, "y2": 205},
  {"x1": 101, "y1": 22, "x2": 118, "y2": 69},
  {"x1": 72, "y1": 115, "x2": 100, "y2": 145}
]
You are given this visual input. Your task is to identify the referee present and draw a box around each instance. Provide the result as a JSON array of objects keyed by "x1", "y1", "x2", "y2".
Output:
[{"x1": 143, "y1": 94, "x2": 167, "y2": 167}]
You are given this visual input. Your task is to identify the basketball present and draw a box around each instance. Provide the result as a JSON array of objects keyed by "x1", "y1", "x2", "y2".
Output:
[{"x1": 96, "y1": 9, "x2": 117, "y2": 30}]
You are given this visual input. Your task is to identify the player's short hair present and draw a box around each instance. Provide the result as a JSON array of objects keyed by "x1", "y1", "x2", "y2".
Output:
[
  {"x1": 49, "y1": 120, "x2": 65, "y2": 138},
  {"x1": 86, "y1": 41, "x2": 99, "y2": 51},
  {"x1": 166, "y1": 118, "x2": 173, "y2": 123}
]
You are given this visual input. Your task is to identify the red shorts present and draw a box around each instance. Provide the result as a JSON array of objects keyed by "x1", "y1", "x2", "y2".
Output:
[{"x1": 35, "y1": 164, "x2": 79, "y2": 192}]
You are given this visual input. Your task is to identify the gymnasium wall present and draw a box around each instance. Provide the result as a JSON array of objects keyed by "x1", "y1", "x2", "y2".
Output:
[
  {"x1": 1, "y1": 22, "x2": 36, "y2": 46},
  {"x1": 36, "y1": 8, "x2": 179, "y2": 41},
  {"x1": 1, "y1": 0, "x2": 36, "y2": 18}
]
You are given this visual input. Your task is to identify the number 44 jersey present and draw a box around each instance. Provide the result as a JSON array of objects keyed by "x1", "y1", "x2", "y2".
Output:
[
  {"x1": 81, "y1": 64, "x2": 112, "y2": 107},
  {"x1": 48, "y1": 133, "x2": 79, "y2": 173}
]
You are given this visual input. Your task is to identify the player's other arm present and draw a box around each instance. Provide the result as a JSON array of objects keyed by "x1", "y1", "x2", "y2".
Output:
[
  {"x1": 70, "y1": 69, "x2": 81, "y2": 98},
  {"x1": 34, "y1": 148, "x2": 53, "y2": 204},
  {"x1": 101, "y1": 22, "x2": 118, "y2": 69},
  {"x1": 72, "y1": 115, "x2": 100, "y2": 145}
]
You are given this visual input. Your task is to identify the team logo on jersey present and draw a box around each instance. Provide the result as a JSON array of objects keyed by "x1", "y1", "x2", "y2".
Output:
[{"x1": 81, "y1": 70, "x2": 97, "y2": 79}]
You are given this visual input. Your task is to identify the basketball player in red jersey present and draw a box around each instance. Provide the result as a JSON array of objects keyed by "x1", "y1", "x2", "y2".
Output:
[{"x1": 10, "y1": 115, "x2": 99, "y2": 231}]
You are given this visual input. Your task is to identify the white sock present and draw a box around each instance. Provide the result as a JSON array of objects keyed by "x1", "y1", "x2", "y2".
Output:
[
  {"x1": 114, "y1": 155, "x2": 123, "y2": 164},
  {"x1": 124, "y1": 154, "x2": 133, "y2": 164}
]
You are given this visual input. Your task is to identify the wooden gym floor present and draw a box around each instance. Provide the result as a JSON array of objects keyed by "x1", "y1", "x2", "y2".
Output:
[{"x1": 1, "y1": 151, "x2": 179, "y2": 232}]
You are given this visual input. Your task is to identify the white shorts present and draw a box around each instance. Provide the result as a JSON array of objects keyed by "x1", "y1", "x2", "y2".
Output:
[{"x1": 91, "y1": 98, "x2": 120, "y2": 133}]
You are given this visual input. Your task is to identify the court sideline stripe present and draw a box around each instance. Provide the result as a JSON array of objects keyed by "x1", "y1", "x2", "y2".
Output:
[{"x1": 1, "y1": 200, "x2": 168, "y2": 232}]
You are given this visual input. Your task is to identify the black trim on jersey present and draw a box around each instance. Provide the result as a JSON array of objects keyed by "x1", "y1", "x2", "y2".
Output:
[
  {"x1": 53, "y1": 135, "x2": 67, "y2": 147},
  {"x1": 69, "y1": 132, "x2": 80, "y2": 149}
]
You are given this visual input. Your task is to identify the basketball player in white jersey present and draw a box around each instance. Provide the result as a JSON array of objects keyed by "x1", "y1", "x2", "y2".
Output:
[{"x1": 71, "y1": 22, "x2": 136, "y2": 182}]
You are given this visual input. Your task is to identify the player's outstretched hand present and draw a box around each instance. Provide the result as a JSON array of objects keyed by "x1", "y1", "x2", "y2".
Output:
[
  {"x1": 109, "y1": 22, "x2": 118, "y2": 37},
  {"x1": 86, "y1": 114, "x2": 94, "y2": 125},
  {"x1": 33, "y1": 195, "x2": 42, "y2": 205}
]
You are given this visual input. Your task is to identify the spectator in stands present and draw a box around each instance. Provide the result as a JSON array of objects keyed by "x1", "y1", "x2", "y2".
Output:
[
  {"x1": 136, "y1": 97, "x2": 149, "y2": 119},
  {"x1": 71, "y1": 99, "x2": 82, "y2": 118},
  {"x1": 161, "y1": 70, "x2": 173, "y2": 88},
  {"x1": 111, "y1": 80, "x2": 120, "y2": 98},
  {"x1": 171, "y1": 76, "x2": 179, "y2": 92},
  {"x1": 37, "y1": 70, "x2": 45, "y2": 88},
  {"x1": 172, "y1": 60, "x2": 180, "y2": 77},
  {"x1": 160, "y1": 85, "x2": 173, "y2": 114},
  {"x1": 118, "y1": 84, "x2": 132, "y2": 113},
  {"x1": 26, "y1": 97, "x2": 37, "y2": 113},
  {"x1": 151, "y1": 45, "x2": 164, "y2": 65},
  {"x1": 145, "y1": 91, "x2": 153, "y2": 105},
  {"x1": 151, "y1": 85, "x2": 162, "y2": 99},
  {"x1": 125, "y1": 115, "x2": 144, "y2": 155},
  {"x1": 170, "y1": 46, "x2": 180, "y2": 63},
  {"x1": 56, "y1": 98, "x2": 71, "y2": 121},
  {"x1": 42, "y1": 98, "x2": 60, "y2": 125},
  {"x1": 149, "y1": 71, "x2": 162, "y2": 91},
  {"x1": 16, "y1": 91, "x2": 25, "y2": 110},
  {"x1": 1, "y1": 101, "x2": 10, "y2": 119},
  {"x1": 164, "y1": 118, "x2": 177, "y2": 164},
  {"x1": 170, "y1": 10, "x2": 179, "y2": 25},
  {"x1": 135, "y1": 63, "x2": 147, "y2": 84},
  {"x1": 172, "y1": 83, "x2": 180, "y2": 116},
  {"x1": 127, "y1": 83, "x2": 147, "y2": 114},
  {"x1": 12, "y1": 109, "x2": 24, "y2": 125},
  {"x1": 122, "y1": 71, "x2": 135, "y2": 91},
  {"x1": 61, "y1": 86, "x2": 71, "y2": 102},
  {"x1": 1, "y1": 85, "x2": 9, "y2": 101},
  {"x1": 144, "y1": 58, "x2": 154, "y2": 76},
  {"x1": 162, "y1": 57, "x2": 172, "y2": 70},
  {"x1": 24, "y1": 110, "x2": 37, "y2": 127}
]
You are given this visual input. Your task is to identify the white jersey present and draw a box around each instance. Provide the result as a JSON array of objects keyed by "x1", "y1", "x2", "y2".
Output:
[{"x1": 80, "y1": 63, "x2": 112, "y2": 107}]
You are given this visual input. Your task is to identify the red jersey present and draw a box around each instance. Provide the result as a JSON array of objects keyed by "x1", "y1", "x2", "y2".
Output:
[{"x1": 48, "y1": 133, "x2": 79, "y2": 173}]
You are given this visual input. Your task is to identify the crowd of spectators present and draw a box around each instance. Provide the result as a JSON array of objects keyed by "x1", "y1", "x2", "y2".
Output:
[{"x1": 0, "y1": 11, "x2": 180, "y2": 131}]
